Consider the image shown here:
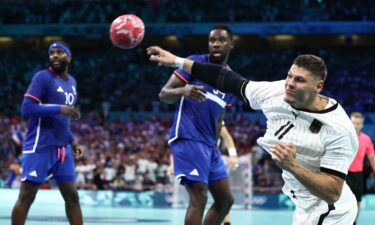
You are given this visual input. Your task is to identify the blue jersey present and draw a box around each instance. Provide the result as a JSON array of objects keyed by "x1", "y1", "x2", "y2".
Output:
[
  {"x1": 22, "y1": 68, "x2": 77, "y2": 153},
  {"x1": 169, "y1": 54, "x2": 232, "y2": 147}
]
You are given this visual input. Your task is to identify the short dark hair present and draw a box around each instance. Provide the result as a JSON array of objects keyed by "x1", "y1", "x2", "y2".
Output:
[
  {"x1": 210, "y1": 24, "x2": 233, "y2": 40},
  {"x1": 293, "y1": 55, "x2": 327, "y2": 81},
  {"x1": 351, "y1": 112, "x2": 364, "y2": 119}
]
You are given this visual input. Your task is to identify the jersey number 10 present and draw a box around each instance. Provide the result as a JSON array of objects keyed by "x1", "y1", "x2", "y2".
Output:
[{"x1": 64, "y1": 92, "x2": 75, "y2": 105}]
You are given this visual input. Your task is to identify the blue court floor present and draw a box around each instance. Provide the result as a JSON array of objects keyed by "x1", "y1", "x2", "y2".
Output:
[
  {"x1": 1, "y1": 189, "x2": 374, "y2": 225},
  {"x1": 1, "y1": 204, "x2": 374, "y2": 225}
]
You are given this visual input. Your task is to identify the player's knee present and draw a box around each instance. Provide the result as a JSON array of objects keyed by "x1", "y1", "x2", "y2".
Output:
[
  {"x1": 196, "y1": 191, "x2": 208, "y2": 205},
  {"x1": 217, "y1": 194, "x2": 234, "y2": 211},
  {"x1": 191, "y1": 198, "x2": 207, "y2": 209},
  {"x1": 18, "y1": 192, "x2": 37, "y2": 206},
  {"x1": 64, "y1": 190, "x2": 80, "y2": 205},
  {"x1": 224, "y1": 195, "x2": 234, "y2": 208},
  {"x1": 190, "y1": 190, "x2": 208, "y2": 207},
  {"x1": 227, "y1": 194, "x2": 235, "y2": 207}
]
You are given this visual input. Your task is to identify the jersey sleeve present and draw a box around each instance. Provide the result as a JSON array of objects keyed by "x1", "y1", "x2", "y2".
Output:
[
  {"x1": 243, "y1": 80, "x2": 285, "y2": 109},
  {"x1": 21, "y1": 97, "x2": 60, "y2": 118},
  {"x1": 24, "y1": 71, "x2": 46, "y2": 103},
  {"x1": 320, "y1": 130, "x2": 359, "y2": 179},
  {"x1": 225, "y1": 93, "x2": 235, "y2": 107},
  {"x1": 173, "y1": 55, "x2": 199, "y2": 84}
]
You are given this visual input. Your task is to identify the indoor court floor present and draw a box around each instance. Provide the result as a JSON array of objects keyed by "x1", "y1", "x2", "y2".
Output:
[{"x1": 0, "y1": 203, "x2": 373, "y2": 225}]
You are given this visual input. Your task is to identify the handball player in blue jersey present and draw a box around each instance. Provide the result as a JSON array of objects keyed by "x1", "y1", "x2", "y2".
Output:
[
  {"x1": 159, "y1": 25, "x2": 235, "y2": 225},
  {"x1": 11, "y1": 42, "x2": 84, "y2": 225}
]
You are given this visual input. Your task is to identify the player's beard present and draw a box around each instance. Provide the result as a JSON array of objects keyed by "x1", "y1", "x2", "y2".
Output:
[
  {"x1": 51, "y1": 60, "x2": 69, "y2": 74},
  {"x1": 211, "y1": 57, "x2": 223, "y2": 64},
  {"x1": 210, "y1": 53, "x2": 225, "y2": 65}
]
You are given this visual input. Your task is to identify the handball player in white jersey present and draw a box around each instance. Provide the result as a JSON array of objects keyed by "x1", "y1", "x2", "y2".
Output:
[{"x1": 148, "y1": 47, "x2": 358, "y2": 225}]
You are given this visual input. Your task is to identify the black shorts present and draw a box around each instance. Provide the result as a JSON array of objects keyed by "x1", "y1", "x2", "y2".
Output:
[{"x1": 346, "y1": 172, "x2": 363, "y2": 202}]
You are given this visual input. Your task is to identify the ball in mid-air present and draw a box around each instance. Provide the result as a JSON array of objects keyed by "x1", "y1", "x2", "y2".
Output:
[{"x1": 109, "y1": 14, "x2": 145, "y2": 49}]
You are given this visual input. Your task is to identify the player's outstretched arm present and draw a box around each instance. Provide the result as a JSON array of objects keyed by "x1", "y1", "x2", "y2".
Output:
[
  {"x1": 147, "y1": 46, "x2": 186, "y2": 69},
  {"x1": 147, "y1": 46, "x2": 248, "y2": 98}
]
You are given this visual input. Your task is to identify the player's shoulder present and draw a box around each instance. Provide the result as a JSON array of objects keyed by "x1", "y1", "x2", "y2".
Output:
[
  {"x1": 318, "y1": 101, "x2": 356, "y2": 136},
  {"x1": 68, "y1": 74, "x2": 77, "y2": 83},
  {"x1": 248, "y1": 79, "x2": 284, "y2": 87},
  {"x1": 246, "y1": 79, "x2": 285, "y2": 94},
  {"x1": 359, "y1": 132, "x2": 372, "y2": 141},
  {"x1": 322, "y1": 103, "x2": 351, "y2": 127},
  {"x1": 34, "y1": 68, "x2": 51, "y2": 76},
  {"x1": 32, "y1": 68, "x2": 52, "y2": 81},
  {"x1": 186, "y1": 54, "x2": 209, "y2": 63}
]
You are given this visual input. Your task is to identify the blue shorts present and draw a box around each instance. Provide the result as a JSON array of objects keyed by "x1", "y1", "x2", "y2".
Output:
[
  {"x1": 21, "y1": 145, "x2": 76, "y2": 185},
  {"x1": 170, "y1": 138, "x2": 228, "y2": 186}
]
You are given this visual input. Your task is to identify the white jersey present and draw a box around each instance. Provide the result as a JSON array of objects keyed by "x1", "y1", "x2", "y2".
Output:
[{"x1": 244, "y1": 80, "x2": 358, "y2": 212}]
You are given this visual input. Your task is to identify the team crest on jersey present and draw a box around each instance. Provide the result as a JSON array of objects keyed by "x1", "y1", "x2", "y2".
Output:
[{"x1": 309, "y1": 119, "x2": 323, "y2": 133}]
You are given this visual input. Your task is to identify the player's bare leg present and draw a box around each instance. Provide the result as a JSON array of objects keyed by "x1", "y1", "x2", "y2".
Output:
[
  {"x1": 353, "y1": 201, "x2": 361, "y2": 225},
  {"x1": 203, "y1": 178, "x2": 234, "y2": 225},
  {"x1": 58, "y1": 182, "x2": 83, "y2": 225},
  {"x1": 11, "y1": 181, "x2": 40, "y2": 225},
  {"x1": 223, "y1": 214, "x2": 231, "y2": 225},
  {"x1": 185, "y1": 182, "x2": 208, "y2": 225}
]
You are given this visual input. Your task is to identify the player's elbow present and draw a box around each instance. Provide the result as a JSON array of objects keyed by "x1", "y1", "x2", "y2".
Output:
[
  {"x1": 324, "y1": 194, "x2": 340, "y2": 204},
  {"x1": 158, "y1": 90, "x2": 168, "y2": 103},
  {"x1": 324, "y1": 189, "x2": 342, "y2": 204},
  {"x1": 158, "y1": 88, "x2": 175, "y2": 104},
  {"x1": 21, "y1": 102, "x2": 32, "y2": 117}
]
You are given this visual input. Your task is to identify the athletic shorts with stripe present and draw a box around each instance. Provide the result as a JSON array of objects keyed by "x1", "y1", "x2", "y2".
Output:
[
  {"x1": 21, "y1": 145, "x2": 76, "y2": 185},
  {"x1": 291, "y1": 186, "x2": 357, "y2": 225},
  {"x1": 170, "y1": 138, "x2": 228, "y2": 186}
]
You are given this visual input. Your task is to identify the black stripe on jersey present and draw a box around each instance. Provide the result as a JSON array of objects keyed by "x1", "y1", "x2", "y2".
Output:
[
  {"x1": 278, "y1": 124, "x2": 294, "y2": 139},
  {"x1": 275, "y1": 121, "x2": 291, "y2": 136},
  {"x1": 320, "y1": 167, "x2": 346, "y2": 180},
  {"x1": 317, "y1": 204, "x2": 335, "y2": 225},
  {"x1": 240, "y1": 80, "x2": 250, "y2": 105},
  {"x1": 291, "y1": 102, "x2": 338, "y2": 114}
]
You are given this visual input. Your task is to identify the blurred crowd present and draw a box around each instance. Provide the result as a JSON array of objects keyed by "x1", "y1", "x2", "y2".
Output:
[
  {"x1": 1, "y1": 112, "x2": 278, "y2": 192},
  {"x1": 1, "y1": 111, "x2": 375, "y2": 193},
  {"x1": 1, "y1": 0, "x2": 374, "y2": 24}
]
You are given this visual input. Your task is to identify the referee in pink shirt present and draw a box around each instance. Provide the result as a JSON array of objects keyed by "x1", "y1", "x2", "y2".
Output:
[{"x1": 347, "y1": 112, "x2": 375, "y2": 225}]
